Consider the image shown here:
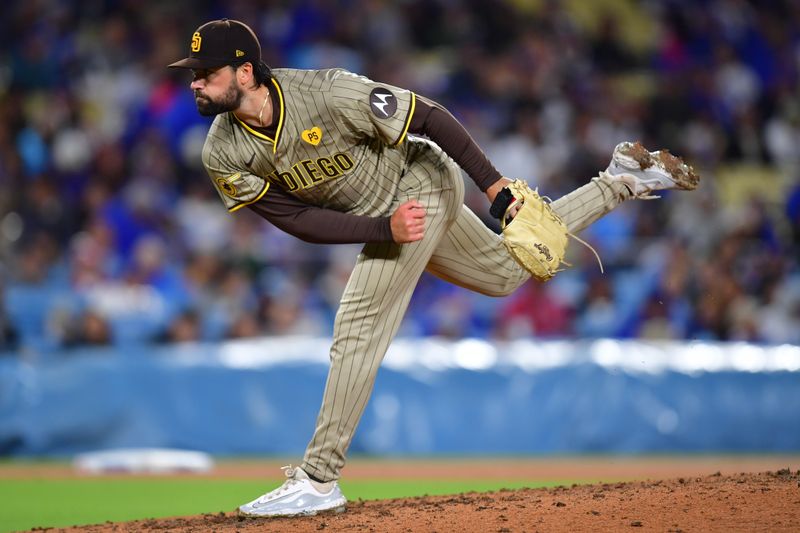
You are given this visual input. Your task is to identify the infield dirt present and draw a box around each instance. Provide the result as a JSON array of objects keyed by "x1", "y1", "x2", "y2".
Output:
[{"x1": 39, "y1": 459, "x2": 800, "y2": 532}]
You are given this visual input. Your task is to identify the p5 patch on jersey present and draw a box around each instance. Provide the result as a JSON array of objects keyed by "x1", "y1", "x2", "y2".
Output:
[{"x1": 369, "y1": 88, "x2": 397, "y2": 118}]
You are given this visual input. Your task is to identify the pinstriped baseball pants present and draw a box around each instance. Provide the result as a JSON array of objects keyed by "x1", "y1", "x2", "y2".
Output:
[{"x1": 302, "y1": 150, "x2": 632, "y2": 482}]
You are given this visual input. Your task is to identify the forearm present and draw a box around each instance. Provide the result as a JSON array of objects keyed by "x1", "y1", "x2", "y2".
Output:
[
  {"x1": 248, "y1": 187, "x2": 393, "y2": 244},
  {"x1": 408, "y1": 96, "x2": 503, "y2": 192}
]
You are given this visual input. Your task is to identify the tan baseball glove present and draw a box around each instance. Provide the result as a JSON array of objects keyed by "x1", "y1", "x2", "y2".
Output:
[{"x1": 495, "y1": 180, "x2": 569, "y2": 282}]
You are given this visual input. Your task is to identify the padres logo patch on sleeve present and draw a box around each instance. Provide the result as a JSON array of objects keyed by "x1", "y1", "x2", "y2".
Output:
[
  {"x1": 369, "y1": 88, "x2": 397, "y2": 119},
  {"x1": 216, "y1": 174, "x2": 240, "y2": 198}
]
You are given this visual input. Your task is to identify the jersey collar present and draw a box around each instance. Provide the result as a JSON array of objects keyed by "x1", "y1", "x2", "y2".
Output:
[{"x1": 232, "y1": 77, "x2": 285, "y2": 154}]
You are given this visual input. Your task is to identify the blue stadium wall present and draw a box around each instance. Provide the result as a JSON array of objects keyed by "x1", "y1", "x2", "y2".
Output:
[{"x1": 1, "y1": 338, "x2": 799, "y2": 456}]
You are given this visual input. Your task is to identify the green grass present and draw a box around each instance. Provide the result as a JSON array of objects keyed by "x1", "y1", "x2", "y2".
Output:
[{"x1": 0, "y1": 478, "x2": 563, "y2": 532}]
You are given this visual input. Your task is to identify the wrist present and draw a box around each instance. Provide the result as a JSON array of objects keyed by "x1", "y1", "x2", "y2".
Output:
[
  {"x1": 486, "y1": 177, "x2": 513, "y2": 202},
  {"x1": 380, "y1": 216, "x2": 394, "y2": 242}
]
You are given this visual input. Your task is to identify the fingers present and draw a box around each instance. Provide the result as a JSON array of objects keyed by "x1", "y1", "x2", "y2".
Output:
[
  {"x1": 399, "y1": 199, "x2": 426, "y2": 221},
  {"x1": 401, "y1": 199, "x2": 426, "y2": 217},
  {"x1": 404, "y1": 226, "x2": 425, "y2": 243},
  {"x1": 403, "y1": 202, "x2": 425, "y2": 242},
  {"x1": 391, "y1": 199, "x2": 427, "y2": 243},
  {"x1": 409, "y1": 206, "x2": 426, "y2": 220},
  {"x1": 506, "y1": 199, "x2": 522, "y2": 221}
]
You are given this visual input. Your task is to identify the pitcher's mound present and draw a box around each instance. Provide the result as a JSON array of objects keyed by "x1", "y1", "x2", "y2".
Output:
[{"x1": 63, "y1": 470, "x2": 800, "y2": 532}]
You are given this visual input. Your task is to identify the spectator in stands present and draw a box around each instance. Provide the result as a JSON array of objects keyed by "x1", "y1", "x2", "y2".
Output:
[
  {"x1": 62, "y1": 309, "x2": 112, "y2": 348},
  {"x1": 0, "y1": 0, "x2": 797, "y2": 351},
  {"x1": 0, "y1": 283, "x2": 19, "y2": 353},
  {"x1": 159, "y1": 310, "x2": 202, "y2": 344}
]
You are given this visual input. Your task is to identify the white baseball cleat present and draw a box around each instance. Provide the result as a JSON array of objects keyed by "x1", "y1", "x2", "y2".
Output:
[
  {"x1": 238, "y1": 465, "x2": 347, "y2": 517},
  {"x1": 603, "y1": 141, "x2": 700, "y2": 199}
]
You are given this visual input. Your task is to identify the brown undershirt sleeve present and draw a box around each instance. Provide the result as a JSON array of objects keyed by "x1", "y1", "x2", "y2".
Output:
[
  {"x1": 407, "y1": 95, "x2": 503, "y2": 192},
  {"x1": 248, "y1": 186, "x2": 393, "y2": 244}
]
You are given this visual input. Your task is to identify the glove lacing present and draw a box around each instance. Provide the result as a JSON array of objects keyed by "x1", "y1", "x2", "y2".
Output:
[{"x1": 565, "y1": 232, "x2": 604, "y2": 274}]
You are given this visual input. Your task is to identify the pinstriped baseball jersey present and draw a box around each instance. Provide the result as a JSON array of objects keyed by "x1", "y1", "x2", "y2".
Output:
[{"x1": 202, "y1": 68, "x2": 416, "y2": 216}]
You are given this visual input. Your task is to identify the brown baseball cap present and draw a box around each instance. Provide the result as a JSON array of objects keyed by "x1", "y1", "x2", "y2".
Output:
[{"x1": 168, "y1": 19, "x2": 261, "y2": 69}]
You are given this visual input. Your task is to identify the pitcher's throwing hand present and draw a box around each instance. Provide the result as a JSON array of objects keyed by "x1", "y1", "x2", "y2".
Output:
[{"x1": 391, "y1": 200, "x2": 426, "y2": 243}]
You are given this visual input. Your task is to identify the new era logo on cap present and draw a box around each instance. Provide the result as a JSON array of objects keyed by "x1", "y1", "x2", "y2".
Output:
[{"x1": 168, "y1": 19, "x2": 262, "y2": 69}]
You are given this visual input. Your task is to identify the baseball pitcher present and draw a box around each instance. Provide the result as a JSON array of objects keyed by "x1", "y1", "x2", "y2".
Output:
[{"x1": 169, "y1": 19, "x2": 699, "y2": 518}]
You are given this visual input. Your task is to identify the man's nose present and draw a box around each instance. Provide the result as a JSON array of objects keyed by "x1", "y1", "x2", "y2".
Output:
[{"x1": 190, "y1": 79, "x2": 204, "y2": 90}]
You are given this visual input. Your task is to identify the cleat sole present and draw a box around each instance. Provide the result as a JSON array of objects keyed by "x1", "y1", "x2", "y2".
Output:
[
  {"x1": 237, "y1": 503, "x2": 347, "y2": 518},
  {"x1": 619, "y1": 141, "x2": 700, "y2": 191}
]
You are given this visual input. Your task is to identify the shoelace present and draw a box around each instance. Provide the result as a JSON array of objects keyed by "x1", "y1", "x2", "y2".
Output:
[
  {"x1": 282, "y1": 464, "x2": 296, "y2": 478},
  {"x1": 257, "y1": 465, "x2": 300, "y2": 502},
  {"x1": 597, "y1": 170, "x2": 662, "y2": 201}
]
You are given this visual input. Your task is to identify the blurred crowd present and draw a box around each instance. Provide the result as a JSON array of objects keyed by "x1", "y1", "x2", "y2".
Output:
[{"x1": 1, "y1": 0, "x2": 799, "y2": 356}]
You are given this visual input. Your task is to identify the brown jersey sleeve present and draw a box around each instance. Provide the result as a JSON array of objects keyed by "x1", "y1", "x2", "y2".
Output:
[
  {"x1": 408, "y1": 96, "x2": 503, "y2": 192},
  {"x1": 247, "y1": 186, "x2": 394, "y2": 244}
]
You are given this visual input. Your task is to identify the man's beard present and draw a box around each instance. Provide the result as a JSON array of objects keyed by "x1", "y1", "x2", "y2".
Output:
[{"x1": 195, "y1": 79, "x2": 243, "y2": 116}]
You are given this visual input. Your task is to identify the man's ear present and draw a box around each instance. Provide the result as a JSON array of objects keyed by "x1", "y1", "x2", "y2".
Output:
[{"x1": 236, "y1": 62, "x2": 254, "y2": 86}]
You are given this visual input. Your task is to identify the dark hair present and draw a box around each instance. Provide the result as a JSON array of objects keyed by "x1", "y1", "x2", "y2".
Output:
[{"x1": 253, "y1": 60, "x2": 272, "y2": 86}]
